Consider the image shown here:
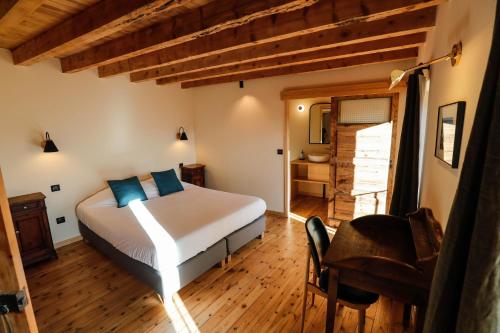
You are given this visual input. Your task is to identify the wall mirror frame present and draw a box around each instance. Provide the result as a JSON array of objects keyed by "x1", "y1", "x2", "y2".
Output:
[
  {"x1": 309, "y1": 103, "x2": 331, "y2": 144},
  {"x1": 434, "y1": 101, "x2": 466, "y2": 168}
]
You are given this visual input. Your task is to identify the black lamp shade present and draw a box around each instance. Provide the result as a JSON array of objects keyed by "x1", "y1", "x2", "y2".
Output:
[
  {"x1": 178, "y1": 127, "x2": 188, "y2": 141},
  {"x1": 43, "y1": 132, "x2": 59, "y2": 153}
]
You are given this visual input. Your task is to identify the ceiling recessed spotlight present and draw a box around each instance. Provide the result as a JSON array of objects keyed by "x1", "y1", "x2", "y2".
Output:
[{"x1": 297, "y1": 104, "x2": 305, "y2": 112}]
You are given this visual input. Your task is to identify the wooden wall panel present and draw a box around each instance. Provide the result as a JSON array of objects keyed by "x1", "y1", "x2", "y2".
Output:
[{"x1": 328, "y1": 94, "x2": 398, "y2": 225}]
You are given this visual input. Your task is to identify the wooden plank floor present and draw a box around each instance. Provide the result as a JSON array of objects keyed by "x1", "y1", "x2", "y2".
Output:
[
  {"x1": 26, "y1": 213, "x2": 414, "y2": 333},
  {"x1": 290, "y1": 195, "x2": 328, "y2": 223}
]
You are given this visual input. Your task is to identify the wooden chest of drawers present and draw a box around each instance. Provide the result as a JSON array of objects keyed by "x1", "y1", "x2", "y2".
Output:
[
  {"x1": 9, "y1": 192, "x2": 57, "y2": 266},
  {"x1": 181, "y1": 164, "x2": 205, "y2": 187}
]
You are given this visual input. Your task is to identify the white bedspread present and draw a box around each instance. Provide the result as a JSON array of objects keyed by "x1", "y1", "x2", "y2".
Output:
[{"x1": 76, "y1": 179, "x2": 266, "y2": 271}]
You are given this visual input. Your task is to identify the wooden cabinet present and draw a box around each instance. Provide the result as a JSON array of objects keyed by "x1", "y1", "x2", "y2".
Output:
[
  {"x1": 9, "y1": 193, "x2": 57, "y2": 266},
  {"x1": 290, "y1": 160, "x2": 329, "y2": 199},
  {"x1": 181, "y1": 164, "x2": 205, "y2": 187}
]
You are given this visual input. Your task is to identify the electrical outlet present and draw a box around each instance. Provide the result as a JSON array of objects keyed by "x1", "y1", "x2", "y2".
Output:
[
  {"x1": 179, "y1": 163, "x2": 184, "y2": 168},
  {"x1": 277, "y1": 149, "x2": 283, "y2": 155},
  {"x1": 51, "y1": 184, "x2": 61, "y2": 192},
  {"x1": 56, "y1": 217, "x2": 66, "y2": 224}
]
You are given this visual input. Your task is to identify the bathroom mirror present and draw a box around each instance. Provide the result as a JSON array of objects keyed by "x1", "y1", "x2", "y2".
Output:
[
  {"x1": 435, "y1": 101, "x2": 465, "y2": 168},
  {"x1": 309, "y1": 103, "x2": 331, "y2": 144}
]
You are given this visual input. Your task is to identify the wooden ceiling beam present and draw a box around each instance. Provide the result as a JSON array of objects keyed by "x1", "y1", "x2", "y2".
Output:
[
  {"x1": 59, "y1": 0, "x2": 320, "y2": 73},
  {"x1": 281, "y1": 81, "x2": 406, "y2": 100},
  {"x1": 146, "y1": 33, "x2": 426, "y2": 84},
  {"x1": 156, "y1": 34, "x2": 425, "y2": 85},
  {"x1": 0, "y1": 0, "x2": 44, "y2": 33},
  {"x1": 98, "y1": 2, "x2": 438, "y2": 78},
  {"x1": 179, "y1": 47, "x2": 418, "y2": 89},
  {"x1": 130, "y1": 8, "x2": 435, "y2": 82},
  {"x1": 11, "y1": 0, "x2": 196, "y2": 65}
]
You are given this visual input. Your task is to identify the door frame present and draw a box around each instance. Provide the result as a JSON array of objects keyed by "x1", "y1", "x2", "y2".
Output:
[
  {"x1": 281, "y1": 80, "x2": 405, "y2": 219},
  {"x1": 0, "y1": 168, "x2": 38, "y2": 332},
  {"x1": 329, "y1": 94, "x2": 399, "y2": 225}
]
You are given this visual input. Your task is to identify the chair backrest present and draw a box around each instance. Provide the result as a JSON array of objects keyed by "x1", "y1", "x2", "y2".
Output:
[{"x1": 305, "y1": 216, "x2": 330, "y2": 277}]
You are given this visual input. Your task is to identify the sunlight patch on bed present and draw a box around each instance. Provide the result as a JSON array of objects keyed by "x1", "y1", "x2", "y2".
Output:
[{"x1": 128, "y1": 199, "x2": 180, "y2": 295}]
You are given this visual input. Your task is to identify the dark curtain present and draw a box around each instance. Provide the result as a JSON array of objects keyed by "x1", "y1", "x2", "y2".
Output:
[
  {"x1": 424, "y1": 3, "x2": 500, "y2": 332},
  {"x1": 389, "y1": 71, "x2": 421, "y2": 217}
]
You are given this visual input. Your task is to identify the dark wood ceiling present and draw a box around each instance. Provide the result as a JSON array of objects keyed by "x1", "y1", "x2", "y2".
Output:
[{"x1": 0, "y1": 0, "x2": 441, "y2": 88}]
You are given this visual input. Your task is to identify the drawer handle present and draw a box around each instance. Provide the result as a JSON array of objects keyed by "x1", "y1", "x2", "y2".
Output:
[
  {"x1": 23, "y1": 206, "x2": 28, "y2": 210},
  {"x1": 15, "y1": 230, "x2": 20, "y2": 234}
]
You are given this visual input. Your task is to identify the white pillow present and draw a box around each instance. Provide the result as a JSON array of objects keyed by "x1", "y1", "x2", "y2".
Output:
[{"x1": 141, "y1": 178, "x2": 160, "y2": 199}]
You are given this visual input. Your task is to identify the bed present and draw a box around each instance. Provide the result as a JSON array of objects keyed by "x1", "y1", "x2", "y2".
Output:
[{"x1": 76, "y1": 178, "x2": 266, "y2": 299}]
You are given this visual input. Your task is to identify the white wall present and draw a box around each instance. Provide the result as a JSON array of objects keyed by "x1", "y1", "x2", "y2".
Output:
[
  {"x1": 0, "y1": 49, "x2": 197, "y2": 243},
  {"x1": 192, "y1": 60, "x2": 414, "y2": 213},
  {"x1": 419, "y1": 0, "x2": 496, "y2": 228},
  {"x1": 288, "y1": 97, "x2": 330, "y2": 160},
  {"x1": 289, "y1": 97, "x2": 330, "y2": 197}
]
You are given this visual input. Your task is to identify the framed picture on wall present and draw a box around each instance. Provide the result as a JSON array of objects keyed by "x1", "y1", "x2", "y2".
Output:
[{"x1": 435, "y1": 101, "x2": 466, "y2": 168}]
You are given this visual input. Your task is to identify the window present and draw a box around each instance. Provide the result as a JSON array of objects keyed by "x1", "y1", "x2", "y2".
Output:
[{"x1": 338, "y1": 97, "x2": 391, "y2": 124}]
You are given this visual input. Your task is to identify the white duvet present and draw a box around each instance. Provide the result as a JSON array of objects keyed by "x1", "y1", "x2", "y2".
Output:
[{"x1": 76, "y1": 179, "x2": 266, "y2": 271}]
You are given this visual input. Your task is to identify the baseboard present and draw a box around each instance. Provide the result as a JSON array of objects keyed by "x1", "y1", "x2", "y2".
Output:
[
  {"x1": 266, "y1": 210, "x2": 288, "y2": 218},
  {"x1": 54, "y1": 235, "x2": 83, "y2": 249}
]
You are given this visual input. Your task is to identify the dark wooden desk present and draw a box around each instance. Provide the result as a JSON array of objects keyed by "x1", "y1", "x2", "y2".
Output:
[{"x1": 323, "y1": 211, "x2": 442, "y2": 333}]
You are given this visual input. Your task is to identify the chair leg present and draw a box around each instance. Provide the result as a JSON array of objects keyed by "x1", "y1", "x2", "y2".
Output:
[
  {"x1": 300, "y1": 287, "x2": 308, "y2": 333},
  {"x1": 301, "y1": 248, "x2": 312, "y2": 333},
  {"x1": 358, "y1": 309, "x2": 365, "y2": 333},
  {"x1": 311, "y1": 271, "x2": 317, "y2": 306}
]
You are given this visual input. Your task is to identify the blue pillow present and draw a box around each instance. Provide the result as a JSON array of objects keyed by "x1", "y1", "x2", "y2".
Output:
[
  {"x1": 107, "y1": 176, "x2": 147, "y2": 208},
  {"x1": 151, "y1": 169, "x2": 184, "y2": 196}
]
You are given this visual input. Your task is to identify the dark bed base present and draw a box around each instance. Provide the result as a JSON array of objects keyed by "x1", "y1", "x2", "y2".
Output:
[
  {"x1": 78, "y1": 215, "x2": 266, "y2": 299},
  {"x1": 225, "y1": 215, "x2": 266, "y2": 254}
]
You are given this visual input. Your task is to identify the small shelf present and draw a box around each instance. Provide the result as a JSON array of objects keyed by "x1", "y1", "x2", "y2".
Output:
[
  {"x1": 292, "y1": 177, "x2": 329, "y2": 185},
  {"x1": 291, "y1": 159, "x2": 329, "y2": 200}
]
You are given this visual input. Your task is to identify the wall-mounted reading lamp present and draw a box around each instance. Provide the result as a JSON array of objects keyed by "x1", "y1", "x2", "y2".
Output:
[
  {"x1": 43, "y1": 132, "x2": 59, "y2": 153},
  {"x1": 177, "y1": 127, "x2": 188, "y2": 140},
  {"x1": 389, "y1": 42, "x2": 462, "y2": 90}
]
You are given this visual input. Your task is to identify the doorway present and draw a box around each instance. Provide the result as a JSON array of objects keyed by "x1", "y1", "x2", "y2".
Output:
[
  {"x1": 288, "y1": 100, "x2": 331, "y2": 223},
  {"x1": 329, "y1": 95, "x2": 398, "y2": 225},
  {"x1": 282, "y1": 81, "x2": 401, "y2": 227}
]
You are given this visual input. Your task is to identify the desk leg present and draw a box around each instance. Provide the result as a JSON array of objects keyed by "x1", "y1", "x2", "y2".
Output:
[
  {"x1": 325, "y1": 269, "x2": 339, "y2": 333},
  {"x1": 415, "y1": 303, "x2": 427, "y2": 333},
  {"x1": 403, "y1": 304, "x2": 411, "y2": 329}
]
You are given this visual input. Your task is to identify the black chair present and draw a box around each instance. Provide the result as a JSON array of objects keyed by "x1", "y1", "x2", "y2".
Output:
[{"x1": 300, "y1": 216, "x2": 379, "y2": 333}]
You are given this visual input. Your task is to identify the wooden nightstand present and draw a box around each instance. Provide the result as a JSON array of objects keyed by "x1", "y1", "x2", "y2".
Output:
[
  {"x1": 8, "y1": 193, "x2": 57, "y2": 266},
  {"x1": 181, "y1": 164, "x2": 205, "y2": 187}
]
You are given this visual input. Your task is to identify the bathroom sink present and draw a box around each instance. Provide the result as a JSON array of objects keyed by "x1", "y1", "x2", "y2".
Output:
[{"x1": 308, "y1": 153, "x2": 329, "y2": 163}]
